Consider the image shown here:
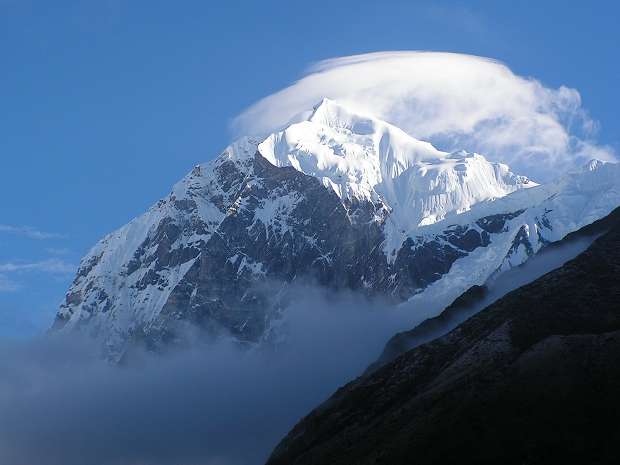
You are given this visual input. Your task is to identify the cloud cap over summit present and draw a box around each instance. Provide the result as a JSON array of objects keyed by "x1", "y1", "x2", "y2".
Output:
[{"x1": 233, "y1": 51, "x2": 615, "y2": 181}]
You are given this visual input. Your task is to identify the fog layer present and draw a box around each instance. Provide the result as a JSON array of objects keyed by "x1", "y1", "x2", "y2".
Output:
[{"x1": 0, "y1": 287, "x2": 411, "y2": 465}]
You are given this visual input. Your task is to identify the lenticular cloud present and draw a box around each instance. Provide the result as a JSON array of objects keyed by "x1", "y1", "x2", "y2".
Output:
[{"x1": 232, "y1": 51, "x2": 614, "y2": 181}]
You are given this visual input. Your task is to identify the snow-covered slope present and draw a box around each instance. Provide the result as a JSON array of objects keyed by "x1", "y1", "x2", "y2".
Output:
[
  {"x1": 55, "y1": 138, "x2": 260, "y2": 352},
  {"x1": 54, "y1": 100, "x2": 620, "y2": 358},
  {"x1": 402, "y1": 159, "x2": 620, "y2": 315}
]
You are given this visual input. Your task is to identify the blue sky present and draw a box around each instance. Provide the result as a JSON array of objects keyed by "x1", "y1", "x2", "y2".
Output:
[{"x1": 1, "y1": 0, "x2": 619, "y2": 337}]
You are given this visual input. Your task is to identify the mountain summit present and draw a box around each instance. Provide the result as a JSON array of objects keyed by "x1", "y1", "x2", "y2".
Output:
[
  {"x1": 53, "y1": 100, "x2": 620, "y2": 358},
  {"x1": 259, "y1": 99, "x2": 534, "y2": 253}
]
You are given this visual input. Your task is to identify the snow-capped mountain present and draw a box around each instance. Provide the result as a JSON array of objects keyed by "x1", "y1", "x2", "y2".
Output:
[
  {"x1": 53, "y1": 99, "x2": 620, "y2": 357},
  {"x1": 260, "y1": 99, "x2": 534, "y2": 255}
]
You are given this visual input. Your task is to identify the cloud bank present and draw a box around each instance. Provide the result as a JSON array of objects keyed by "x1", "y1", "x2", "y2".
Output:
[
  {"x1": 233, "y1": 51, "x2": 615, "y2": 181},
  {"x1": 0, "y1": 286, "x2": 413, "y2": 465}
]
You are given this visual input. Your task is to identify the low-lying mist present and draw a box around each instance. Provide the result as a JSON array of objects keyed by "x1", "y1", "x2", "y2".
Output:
[
  {"x1": 387, "y1": 233, "x2": 600, "y2": 358},
  {"x1": 1, "y1": 232, "x2": 599, "y2": 465},
  {"x1": 0, "y1": 286, "x2": 412, "y2": 465}
]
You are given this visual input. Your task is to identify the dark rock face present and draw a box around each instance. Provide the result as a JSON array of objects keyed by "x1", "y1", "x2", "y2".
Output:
[
  {"x1": 145, "y1": 153, "x2": 392, "y2": 345},
  {"x1": 90, "y1": 152, "x2": 525, "y2": 350},
  {"x1": 265, "y1": 207, "x2": 620, "y2": 465},
  {"x1": 476, "y1": 210, "x2": 524, "y2": 233},
  {"x1": 384, "y1": 212, "x2": 520, "y2": 301}
]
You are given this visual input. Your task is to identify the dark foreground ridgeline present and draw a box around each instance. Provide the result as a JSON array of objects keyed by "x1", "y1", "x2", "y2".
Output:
[{"x1": 266, "y1": 206, "x2": 620, "y2": 465}]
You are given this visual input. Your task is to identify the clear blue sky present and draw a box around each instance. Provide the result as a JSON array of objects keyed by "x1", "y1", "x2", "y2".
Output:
[{"x1": 1, "y1": 0, "x2": 619, "y2": 337}]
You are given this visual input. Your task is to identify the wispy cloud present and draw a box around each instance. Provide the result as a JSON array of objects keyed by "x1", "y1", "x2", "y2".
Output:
[
  {"x1": 0, "y1": 259, "x2": 76, "y2": 292},
  {"x1": 0, "y1": 224, "x2": 65, "y2": 240},
  {"x1": 0, "y1": 259, "x2": 76, "y2": 275}
]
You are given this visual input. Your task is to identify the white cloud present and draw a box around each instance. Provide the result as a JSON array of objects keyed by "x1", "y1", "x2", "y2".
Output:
[
  {"x1": 0, "y1": 224, "x2": 65, "y2": 240},
  {"x1": 0, "y1": 259, "x2": 75, "y2": 293},
  {"x1": 232, "y1": 51, "x2": 615, "y2": 181},
  {"x1": 0, "y1": 259, "x2": 76, "y2": 275}
]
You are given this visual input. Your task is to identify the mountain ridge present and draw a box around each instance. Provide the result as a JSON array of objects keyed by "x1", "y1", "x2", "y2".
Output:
[{"x1": 53, "y1": 100, "x2": 620, "y2": 358}]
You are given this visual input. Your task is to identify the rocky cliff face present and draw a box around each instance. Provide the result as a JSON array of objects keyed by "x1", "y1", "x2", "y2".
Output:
[
  {"x1": 53, "y1": 100, "x2": 620, "y2": 358},
  {"x1": 266, "y1": 206, "x2": 620, "y2": 465}
]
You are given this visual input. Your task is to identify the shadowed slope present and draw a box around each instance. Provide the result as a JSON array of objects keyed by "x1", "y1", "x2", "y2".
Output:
[{"x1": 267, "y1": 206, "x2": 620, "y2": 465}]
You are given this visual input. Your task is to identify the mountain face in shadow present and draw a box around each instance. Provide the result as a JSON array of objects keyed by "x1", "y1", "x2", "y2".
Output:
[{"x1": 266, "y1": 206, "x2": 620, "y2": 465}]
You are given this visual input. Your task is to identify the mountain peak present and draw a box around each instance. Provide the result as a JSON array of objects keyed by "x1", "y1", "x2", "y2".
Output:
[
  {"x1": 307, "y1": 98, "x2": 378, "y2": 134},
  {"x1": 583, "y1": 158, "x2": 609, "y2": 172},
  {"x1": 256, "y1": 102, "x2": 534, "y2": 254}
]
